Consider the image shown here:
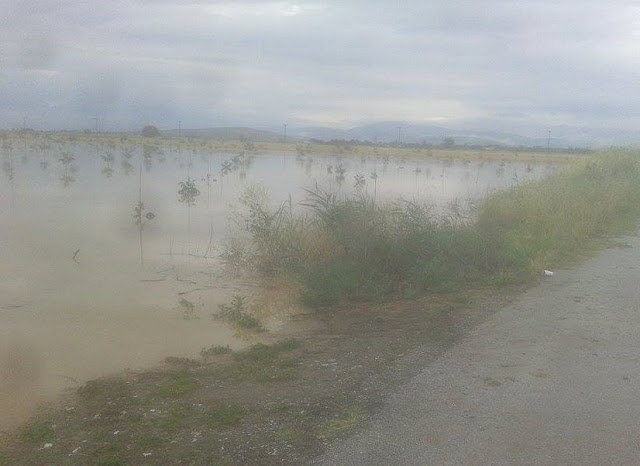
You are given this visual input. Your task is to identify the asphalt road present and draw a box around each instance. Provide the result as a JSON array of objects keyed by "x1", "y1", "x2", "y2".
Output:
[{"x1": 314, "y1": 234, "x2": 640, "y2": 466}]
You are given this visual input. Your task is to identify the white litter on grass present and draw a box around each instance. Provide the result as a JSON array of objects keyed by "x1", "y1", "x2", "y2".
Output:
[
  {"x1": 543, "y1": 270, "x2": 554, "y2": 276},
  {"x1": 70, "y1": 447, "x2": 81, "y2": 455},
  {"x1": 143, "y1": 452, "x2": 152, "y2": 457},
  {"x1": 43, "y1": 443, "x2": 53, "y2": 449}
]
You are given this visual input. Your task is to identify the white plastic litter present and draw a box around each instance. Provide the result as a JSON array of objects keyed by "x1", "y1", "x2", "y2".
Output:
[{"x1": 543, "y1": 270, "x2": 554, "y2": 276}]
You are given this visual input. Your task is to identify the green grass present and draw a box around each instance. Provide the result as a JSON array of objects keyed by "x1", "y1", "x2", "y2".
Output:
[
  {"x1": 95, "y1": 455, "x2": 126, "y2": 466},
  {"x1": 215, "y1": 339, "x2": 302, "y2": 383},
  {"x1": 276, "y1": 427, "x2": 297, "y2": 443},
  {"x1": 204, "y1": 404, "x2": 247, "y2": 428},
  {"x1": 476, "y1": 152, "x2": 640, "y2": 276},
  {"x1": 232, "y1": 339, "x2": 301, "y2": 362},
  {"x1": 160, "y1": 405, "x2": 193, "y2": 433},
  {"x1": 152, "y1": 371, "x2": 199, "y2": 399},
  {"x1": 20, "y1": 421, "x2": 55, "y2": 444},
  {"x1": 132, "y1": 434, "x2": 164, "y2": 451},
  {"x1": 226, "y1": 151, "x2": 640, "y2": 307},
  {"x1": 316, "y1": 407, "x2": 368, "y2": 440}
]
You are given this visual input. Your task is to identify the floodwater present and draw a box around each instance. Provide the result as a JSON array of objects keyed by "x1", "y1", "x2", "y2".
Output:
[{"x1": 0, "y1": 136, "x2": 556, "y2": 430}]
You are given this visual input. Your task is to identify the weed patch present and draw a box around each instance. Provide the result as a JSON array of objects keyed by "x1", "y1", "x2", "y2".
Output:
[
  {"x1": 232, "y1": 339, "x2": 300, "y2": 362},
  {"x1": 476, "y1": 152, "x2": 640, "y2": 275},
  {"x1": 204, "y1": 404, "x2": 247, "y2": 428},
  {"x1": 21, "y1": 420, "x2": 55, "y2": 444},
  {"x1": 226, "y1": 152, "x2": 640, "y2": 307},
  {"x1": 214, "y1": 339, "x2": 302, "y2": 383},
  {"x1": 316, "y1": 407, "x2": 368, "y2": 440},
  {"x1": 152, "y1": 371, "x2": 199, "y2": 399},
  {"x1": 95, "y1": 455, "x2": 126, "y2": 466},
  {"x1": 160, "y1": 405, "x2": 193, "y2": 433}
]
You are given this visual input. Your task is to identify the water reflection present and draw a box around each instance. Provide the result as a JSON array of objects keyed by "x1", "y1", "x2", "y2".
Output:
[
  {"x1": 143, "y1": 144, "x2": 156, "y2": 172},
  {"x1": 2, "y1": 153, "x2": 13, "y2": 182},
  {"x1": 101, "y1": 150, "x2": 115, "y2": 179},
  {"x1": 134, "y1": 162, "x2": 156, "y2": 266},
  {"x1": 120, "y1": 147, "x2": 135, "y2": 176},
  {"x1": 58, "y1": 150, "x2": 76, "y2": 187},
  {"x1": 178, "y1": 176, "x2": 201, "y2": 253}
]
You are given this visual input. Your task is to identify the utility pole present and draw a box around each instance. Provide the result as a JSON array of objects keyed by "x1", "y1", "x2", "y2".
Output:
[
  {"x1": 93, "y1": 117, "x2": 98, "y2": 133},
  {"x1": 397, "y1": 126, "x2": 402, "y2": 145},
  {"x1": 283, "y1": 123, "x2": 287, "y2": 143},
  {"x1": 178, "y1": 120, "x2": 182, "y2": 138},
  {"x1": 547, "y1": 129, "x2": 551, "y2": 152}
]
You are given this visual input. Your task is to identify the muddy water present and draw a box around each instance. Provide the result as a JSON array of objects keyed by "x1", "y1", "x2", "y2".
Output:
[{"x1": 0, "y1": 138, "x2": 555, "y2": 430}]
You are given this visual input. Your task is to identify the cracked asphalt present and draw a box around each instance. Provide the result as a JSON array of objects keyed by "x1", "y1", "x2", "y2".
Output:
[{"x1": 314, "y1": 234, "x2": 640, "y2": 465}]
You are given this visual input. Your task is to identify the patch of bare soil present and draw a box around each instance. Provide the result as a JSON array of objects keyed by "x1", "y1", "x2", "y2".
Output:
[{"x1": 0, "y1": 286, "x2": 525, "y2": 466}]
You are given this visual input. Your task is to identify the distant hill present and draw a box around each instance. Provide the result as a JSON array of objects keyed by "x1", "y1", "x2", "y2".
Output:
[
  {"x1": 161, "y1": 122, "x2": 635, "y2": 148},
  {"x1": 289, "y1": 122, "x2": 558, "y2": 148},
  {"x1": 162, "y1": 127, "x2": 284, "y2": 142}
]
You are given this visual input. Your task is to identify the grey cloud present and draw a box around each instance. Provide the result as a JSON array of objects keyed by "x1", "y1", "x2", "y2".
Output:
[
  {"x1": 73, "y1": 69, "x2": 122, "y2": 115},
  {"x1": 17, "y1": 34, "x2": 57, "y2": 69},
  {"x1": 2, "y1": 0, "x2": 640, "y2": 136}
]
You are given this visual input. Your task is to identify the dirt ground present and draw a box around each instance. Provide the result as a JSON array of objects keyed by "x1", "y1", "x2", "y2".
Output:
[{"x1": 0, "y1": 284, "x2": 525, "y2": 466}]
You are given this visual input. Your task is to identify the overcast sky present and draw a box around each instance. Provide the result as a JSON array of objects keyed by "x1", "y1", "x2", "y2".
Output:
[{"x1": 2, "y1": 0, "x2": 640, "y2": 135}]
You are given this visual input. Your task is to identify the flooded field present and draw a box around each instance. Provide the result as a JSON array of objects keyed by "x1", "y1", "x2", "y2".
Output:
[{"x1": 0, "y1": 135, "x2": 558, "y2": 429}]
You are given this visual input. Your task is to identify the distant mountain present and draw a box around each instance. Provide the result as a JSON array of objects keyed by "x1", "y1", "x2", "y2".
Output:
[
  {"x1": 162, "y1": 127, "x2": 284, "y2": 142},
  {"x1": 287, "y1": 126, "x2": 345, "y2": 141},
  {"x1": 162, "y1": 122, "x2": 640, "y2": 148},
  {"x1": 291, "y1": 121, "x2": 640, "y2": 148},
  {"x1": 288, "y1": 122, "x2": 547, "y2": 147}
]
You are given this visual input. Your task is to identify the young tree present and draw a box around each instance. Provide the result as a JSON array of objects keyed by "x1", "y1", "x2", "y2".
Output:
[
  {"x1": 142, "y1": 125, "x2": 160, "y2": 137},
  {"x1": 442, "y1": 137, "x2": 455, "y2": 148}
]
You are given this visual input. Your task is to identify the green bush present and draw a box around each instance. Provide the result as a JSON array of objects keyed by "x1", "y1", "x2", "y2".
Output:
[{"x1": 226, "y1": 152, "x2": 640, "y2": 307}]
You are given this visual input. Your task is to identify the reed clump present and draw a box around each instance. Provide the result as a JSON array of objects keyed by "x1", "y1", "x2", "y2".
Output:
[{"x1": 225, "y1": 152, "x2": 640, "y2": 307}]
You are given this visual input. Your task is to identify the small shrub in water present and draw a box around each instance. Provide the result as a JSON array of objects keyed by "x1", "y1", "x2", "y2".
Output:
[
  {"x1": 213, "y1": 295, "x2": 264, "y2": 331},
  {"x1": 178, "y1": 298, "x2": 199, "y2": 320},
  {"x1": 178, "y1": 177, "x2": 200, "y2": 206},
  {"x1": 215, "y1": 295, "x2": 247, "y2": 320},
  {"x1": 236, "y1": 313, "x2": 262, "y2": 330}
]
